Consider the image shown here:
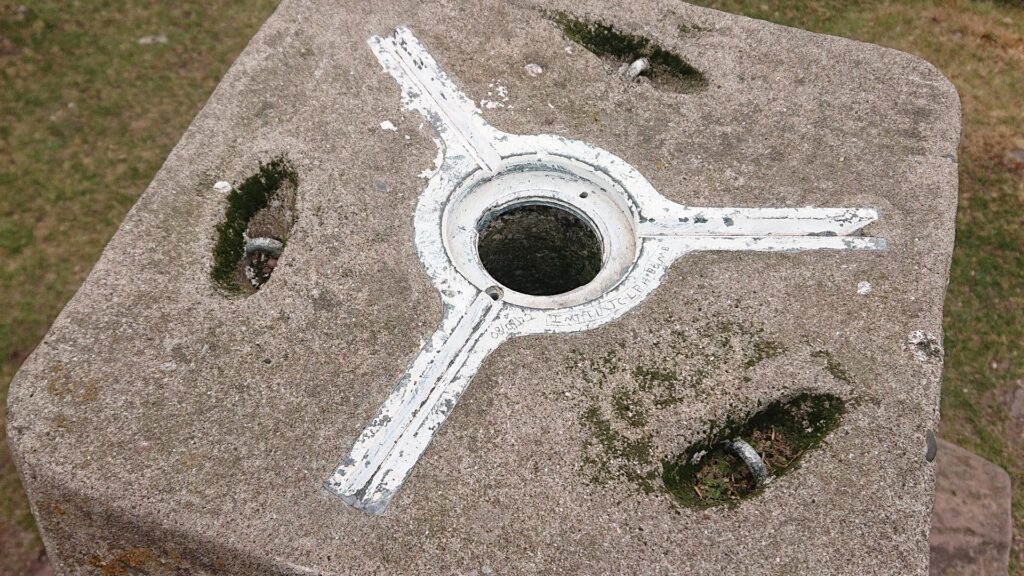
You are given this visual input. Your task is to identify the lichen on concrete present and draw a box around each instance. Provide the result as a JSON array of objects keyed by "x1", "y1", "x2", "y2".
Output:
[
  {"x1": 811, "y1": 349, "x2": 853, "y2": 384},
  {"x1": 568, "y1": 313, "x2": 803, "y2": 503}
]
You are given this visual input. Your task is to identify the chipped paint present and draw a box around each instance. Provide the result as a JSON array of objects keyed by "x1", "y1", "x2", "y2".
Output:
[
  {"x1": 325, "y1": 27, "x2": 887, "y2": 515},
  {"x1": 907, "y1": 330, "x2": 943, "y2": 363}
]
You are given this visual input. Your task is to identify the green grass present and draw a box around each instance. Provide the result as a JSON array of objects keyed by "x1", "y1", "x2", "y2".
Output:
[
  {"x1": 1, "y1": 0, "x2": 1023, "y2": 572},
  {"x1": 0, "y1": 2, "x2": 279, "y2": 573}
]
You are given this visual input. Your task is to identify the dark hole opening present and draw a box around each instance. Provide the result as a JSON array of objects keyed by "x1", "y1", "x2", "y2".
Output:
[
  {"x1": 548, "y1": 11, "x2": 708, "y2": 94},
  {"x1": 477, "y1": 204, "x2": 603, "y2": 296}
]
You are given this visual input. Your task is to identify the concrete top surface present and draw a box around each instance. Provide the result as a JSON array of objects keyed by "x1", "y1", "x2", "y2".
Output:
[{"x1": 7, "y1": 0, "x2": 959, "y2": 574}]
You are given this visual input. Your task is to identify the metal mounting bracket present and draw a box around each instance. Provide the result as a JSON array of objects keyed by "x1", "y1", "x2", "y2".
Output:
[{"x1": 324, "y1": 27, "x2": 885, "y2": 515}]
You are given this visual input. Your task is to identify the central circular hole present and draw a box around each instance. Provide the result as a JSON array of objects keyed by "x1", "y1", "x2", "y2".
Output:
[{"x1": 476, "y1": 204, "x2": 603, "y2": 296}]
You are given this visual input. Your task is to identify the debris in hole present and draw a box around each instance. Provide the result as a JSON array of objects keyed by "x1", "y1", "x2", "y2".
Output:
[
  {"x1": 244, "y1": 250, "x2": 277, "y2": 288},
  {"x1": 906, "y1": 330, "x2": 943, "y2": 363},
  {"x1": 477, "y1": 204, "x2": 602, "y2": 296},
  {"x1": 620, "y1": 57, "x2": 650, "y2": 82},
  {"x1": 211, "y1": 157, "x2": 298, "y2": 293},
  {"x1": 857, "y1": 281, "x2": 872, "y2": 295},
  {"x1": 242, "y1": 237, "x2": 284, "y2": 289},
  {"x1": 548, "y1": 11, "x2": 707, "y2": 93},
  {"x1": 662, "y1": 393, "x2": 845, "y2": 508},
  {"x1": 523, "y1": 63, "x2": 544, "y2": 77}
]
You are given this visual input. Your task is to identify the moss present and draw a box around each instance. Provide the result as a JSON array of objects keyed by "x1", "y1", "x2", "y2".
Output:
[
  {"x1": 580, "y1": 403, "x2": 659, "y2": 492},
  {"x1": 571, "y1": 314, "x2": 848, "y2": 506},
  {"x1": 612, "y1": 386, "x2": 649, "y2": 428},
  {"x1": 633, "y1": 365, "x2": 679, "y2": 390},
  {"x1": 811, "y1": 350, "x2": 852, "y2": 384},
  {"x1": 662, "y1": 392, "x2": 846, "y2": 508},
  {"x1": 634, "y1": 364, "x2": 692, "y2": 408},
  {"x1": 210, "y1": 157, "x2": 297, "y2": 293},
  {"x1": 548, "y1": 11, "x2": 708, "y2": 93},
  {"x1": 744, "y1": 338, "x2": 785, "y2": 368}
]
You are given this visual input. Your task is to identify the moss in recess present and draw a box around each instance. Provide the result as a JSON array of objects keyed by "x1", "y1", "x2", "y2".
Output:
[
  {"x1": 210, "y1": 157, "x2": 297, "y2": 293},
  {"x1": 662, "y1": 392, "x2": 846, "y2": 508},
  {"x1": 549, "y1": 11, "x2": 708, "y2": 93}
]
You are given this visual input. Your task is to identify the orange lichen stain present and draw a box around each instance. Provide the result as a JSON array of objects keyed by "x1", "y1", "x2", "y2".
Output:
[
  {"x1": 52, "y1": 414, "x2": 70, "y2": 430},
  {"x1": 88, "y1": 548, "x2": 157, "y2": 576},
  {"x1": 50, "y1": 503, "x2": 66, "y2": 516},
  {"x1": 45, "y1": 364, "x2": 99, "y2": 403}
]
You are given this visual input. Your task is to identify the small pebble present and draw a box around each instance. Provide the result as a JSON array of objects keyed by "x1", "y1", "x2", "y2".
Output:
[
  {"x1": 138, "y1": 34, "x2": 168, "y2": 45},
  {"x1": 213, "y1": 181, "x2": 231, "y2": 194},
  {"x1": 523, "y1": 63, "x2": 543, "y2": 77},
  {"x1": 857, "y1": 281, "x2": 872, "y2": 296}
]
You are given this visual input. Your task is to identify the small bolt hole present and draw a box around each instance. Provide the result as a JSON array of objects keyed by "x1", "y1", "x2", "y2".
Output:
[
  {"x1": 579, "y1": 192, "x2": 589, "y2": 199},
  {"x1": 485, "y1": 286, "x2": 504, "y2": 301}
]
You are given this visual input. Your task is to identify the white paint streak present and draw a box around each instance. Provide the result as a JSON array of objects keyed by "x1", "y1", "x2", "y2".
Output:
[
  {"x1": 326, "y1": 27, "x2": 888, "y2": 515},
  {"x1": 326, "y1": 291, "x2": 504, "y2": 514},
  {"x1": 368, "y1": 28, "x2": 501, "y2": 173},
  {"x1": 379, "y1": 120, "x2": 397, "y2": 131}
]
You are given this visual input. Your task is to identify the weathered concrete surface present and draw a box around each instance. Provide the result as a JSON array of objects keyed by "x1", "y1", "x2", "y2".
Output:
[
  {"x1": 6, "y1": 1, "x2": 959, "y2": 574},
  {"x1": 929, "y1": 440, "x2": 1013, "y2": 576}
]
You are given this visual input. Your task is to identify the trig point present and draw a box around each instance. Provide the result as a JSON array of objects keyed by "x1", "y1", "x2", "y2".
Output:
[{"x1": 7, "y1": 1, "x2": 959, "y2": 574}]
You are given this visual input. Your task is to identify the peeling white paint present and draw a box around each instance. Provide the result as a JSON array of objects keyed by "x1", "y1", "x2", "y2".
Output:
[
  {"x1": 326, "y1": 26, "x2": 888, "y2": 515},
  {"x1": 480, "y1": 81, "x2": 510, "y2": 109},
  {"x1": 907, "y1": 330, "x2": 942, "y2": 363},
  {"x1": 417, "y1": 138, "x2": 444, "y2": 179}
]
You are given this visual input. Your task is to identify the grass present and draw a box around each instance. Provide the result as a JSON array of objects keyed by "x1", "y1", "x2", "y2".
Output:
[
  {"x1": 0, "y1": 0, "x2": 1022, "y2": 572},
  {"x1": 0, "y1": 2, "x2": 279, "y2": 573}
]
